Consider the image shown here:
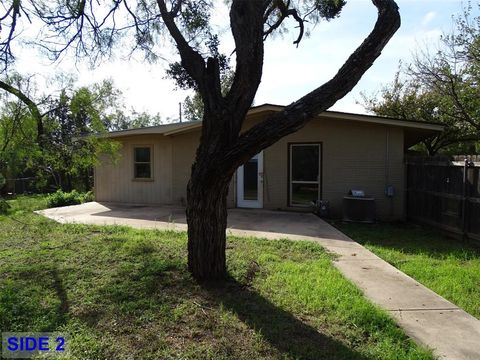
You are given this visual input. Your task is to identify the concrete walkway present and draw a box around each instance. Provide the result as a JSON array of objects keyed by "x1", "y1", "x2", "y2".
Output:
[{"x1": 38, "y1": 202, "x2": 480, "y2": 360}]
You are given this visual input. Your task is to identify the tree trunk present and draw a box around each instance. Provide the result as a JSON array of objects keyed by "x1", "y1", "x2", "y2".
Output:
[
  {"x1": 186, "y1": 171, "x2": 231, "y2": 281},
  {"x1": 166, "y1": 0, "x2": 401, "y2": 282}
]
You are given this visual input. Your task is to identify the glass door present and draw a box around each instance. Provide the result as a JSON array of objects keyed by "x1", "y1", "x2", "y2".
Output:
[
  {"x1": 289, "y1": 144, "x2": 321, "y2": 206},
  {"x1": 237, "y1": 152, "x2": 263, "y2": 208}
]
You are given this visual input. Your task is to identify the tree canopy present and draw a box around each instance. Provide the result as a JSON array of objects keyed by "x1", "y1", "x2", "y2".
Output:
[
  {"x1": 0, "y1": 76, "x2": 124, "y2": 191},
  {"x1": 363, "y1": 4, "x2": 480, "y2": 155},
  {"x1": 0, "y1": 0, "x2": 401, "y2": 280},
  {"x1": 0, "y1": 72, "x2": 169, "y2": 193}
]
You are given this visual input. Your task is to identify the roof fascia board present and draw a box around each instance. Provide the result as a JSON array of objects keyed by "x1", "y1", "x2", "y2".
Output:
[
  {"x1": 320, "y1": 111, "x2": 444, "y2": 131},
  {"x1": 163, "y1": 122, "x2": 202, "y2": 135}
]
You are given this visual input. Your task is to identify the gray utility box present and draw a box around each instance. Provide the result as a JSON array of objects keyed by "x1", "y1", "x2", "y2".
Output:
[{"x1": 342, "y1": 190, "x2": 376, "y2": 223}]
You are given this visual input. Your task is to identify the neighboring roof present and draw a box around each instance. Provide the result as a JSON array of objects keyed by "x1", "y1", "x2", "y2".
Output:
[
  {"x1": 103, "y1": 121, "x2": 200, "y2": 138},
  {"x1": 104, "y1": 103, "x2": 444, "y2": 140}
]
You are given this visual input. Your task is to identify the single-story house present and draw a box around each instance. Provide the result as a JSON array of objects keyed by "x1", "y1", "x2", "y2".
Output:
[{"x1": 94, "y1": 104, "x2": 444, "y2": 220}]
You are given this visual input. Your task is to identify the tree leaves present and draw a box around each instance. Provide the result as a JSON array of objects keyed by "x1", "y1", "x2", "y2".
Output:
[{"x1": 362, "y1": 3, "x2": 480, "y2": 155}]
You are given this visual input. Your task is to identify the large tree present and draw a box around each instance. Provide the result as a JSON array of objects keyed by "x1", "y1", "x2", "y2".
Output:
[
  {"x1": 0, "y1": 0, "x2": 401, "y2": 280},
  {"x1": 362, "y1": 70, "x2": 480, "y2": 155},
  {"x1": 364, "y1": 4, "x2": 480, "y2": 155},
  {"x1": 0, "y1": 76, "x2": 123, "y2": 191}
]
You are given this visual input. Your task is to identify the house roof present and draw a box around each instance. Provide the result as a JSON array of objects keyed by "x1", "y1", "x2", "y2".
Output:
[{"x1": 104, "y1": 103, "x2": 444, "y2": 147}]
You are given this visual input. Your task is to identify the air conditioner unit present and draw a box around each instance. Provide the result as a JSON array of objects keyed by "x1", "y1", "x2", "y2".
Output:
[{"x1": 342, "y1": 191, "x2": 376, "y2": 223}]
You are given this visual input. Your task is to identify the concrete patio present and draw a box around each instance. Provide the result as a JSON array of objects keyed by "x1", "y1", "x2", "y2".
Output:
[{"x1": 38, "y1": 202, "x2": 480, "y2": 360}]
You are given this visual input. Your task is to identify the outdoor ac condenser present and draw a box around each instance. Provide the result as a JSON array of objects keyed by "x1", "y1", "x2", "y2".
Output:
[{"x1": 342, "y1": 191, "x2": 376, "y2": 223}]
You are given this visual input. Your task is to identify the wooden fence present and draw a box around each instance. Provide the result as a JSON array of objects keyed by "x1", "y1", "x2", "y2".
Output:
[{"x1": 406, "y1": 158, "x2": 480, "y2": 243}]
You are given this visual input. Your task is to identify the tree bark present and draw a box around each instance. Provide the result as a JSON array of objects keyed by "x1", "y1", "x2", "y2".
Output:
[
  {"x1": 161, "y1": 0, "x2": 401, "y2": 281},
  {"x1": 186, "y1": 156, "x2": 232, "y2": 281}
]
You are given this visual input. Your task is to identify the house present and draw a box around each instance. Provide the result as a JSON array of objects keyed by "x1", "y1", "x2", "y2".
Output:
[{"x1": 94, "y1": 104, "x2": 443, "y2": 220}]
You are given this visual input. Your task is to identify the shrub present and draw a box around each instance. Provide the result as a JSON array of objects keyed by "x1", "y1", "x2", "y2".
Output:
[
  {"x1": 0, "y1": 174, "x2": 8, "y2": 214},
  {"x1": 81, "y1": 191, "x2": 94, "y2": 203},
  {"x1": 0, "y1": 199, "x2": 9, "y2": 214},
  {"x1": 46, "y1": 190, "x2": 94, "y2": 208}
]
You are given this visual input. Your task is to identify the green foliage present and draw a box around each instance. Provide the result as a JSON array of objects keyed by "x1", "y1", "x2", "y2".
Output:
[
  {"x1": 0, "y1": 200, "x2": 9, "y2": 214},
  {"x1": 314, "y1": 0, "x2": 347, "y2": 20},
  {"x1": 3, "y1": 194, "x2": 48, "y2": 215},
  {"x1": 363, "y1": 4, "x2": 480, "y2": 155},
  {"x1": 183, "y1": 93, "x2": 204, "y2": 122},
  {"x1": 46, "y1": 190, "x2": 93, "y2": 208},
  {"x1": 0, "y1": 76, "x2": 126, "y2": 192},
  {"x1": 0, "y1": 174, "x2": 8, "y2": 214},
  {"x1": 167, "y1": 0, "x2": 346, "y2": 91},
  {"x1": 362, "y1": 69, "x2": 479, "y2": 155},
  {"x1": 183, "y1": 70, "x2": 235, "y2": 121}
]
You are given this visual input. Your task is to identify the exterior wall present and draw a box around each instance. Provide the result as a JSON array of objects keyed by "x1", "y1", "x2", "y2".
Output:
[
  {"x1": 95, "y1": 116, "x2": 406, "y2": 220},
  {"x1": 258, "y1": 117, "x2": 405, "y2": 220},
  {"x1": 170, "y1": 130, "x2": 236, "y2": 208},
  {"x1": 95, "y1": 134, "x2": 173, "y2": 204}
]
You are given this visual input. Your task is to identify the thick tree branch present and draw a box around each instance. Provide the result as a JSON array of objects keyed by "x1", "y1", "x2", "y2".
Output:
[
  {"x1": 263, "y1": 0, "x2": 305, "y2": 46},
  {"x1": 224, "y1": 0, "x2": 267, "y2": 135},
  {"x1": 156, "y1": 0, "x2": 208, "y2": 97},
  {"x1": 222, "y1": 0, "x2": 401, "y2": 170},
  {"x1": 0, "y1": 80, "x2": 45, "y2": 146}
]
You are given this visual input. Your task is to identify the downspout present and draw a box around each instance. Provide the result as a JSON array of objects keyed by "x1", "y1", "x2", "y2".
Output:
[{"x1": 385, "y1": 128, "x2": 394, "y2": 219}]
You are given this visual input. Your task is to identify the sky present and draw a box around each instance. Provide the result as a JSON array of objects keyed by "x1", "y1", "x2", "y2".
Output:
[{"x1": 13, "y1": 0, "x2": 471, "y2": 122}]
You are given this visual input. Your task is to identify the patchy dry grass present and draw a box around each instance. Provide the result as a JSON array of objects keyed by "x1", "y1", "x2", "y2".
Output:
[
  {"x1": 0, "y1": 197, "x2": 434, "y2": 359},
  {"x1": 336, "y1": 221, "x2": 480, "y2": 319}
]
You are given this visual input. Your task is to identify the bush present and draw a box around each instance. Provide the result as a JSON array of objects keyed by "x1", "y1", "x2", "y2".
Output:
[
  {"x1": 46, "y1": 190, "x2": 94, "y2": 208},
  {"x1": 0, "y1": 199, "x2": 9, "y2": 214},
  {"x1": 81, "y1": 191, "x2": 94, "y2": 203}
]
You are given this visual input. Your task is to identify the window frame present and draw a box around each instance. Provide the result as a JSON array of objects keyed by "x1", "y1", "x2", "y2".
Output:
[
  {"x1": 287, "y1": 142, "x2": 323, "y2": 207},
  {"x1": 132, "y1": 145, "x2": 154, "y2": 181}
]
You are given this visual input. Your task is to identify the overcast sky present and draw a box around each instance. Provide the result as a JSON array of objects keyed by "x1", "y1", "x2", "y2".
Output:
[{"x1": 14, "y1": 0, "x2": 470, "y2": 122}]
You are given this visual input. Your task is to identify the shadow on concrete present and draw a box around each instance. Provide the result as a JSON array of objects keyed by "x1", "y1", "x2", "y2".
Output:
[
  {"x1": 86, "y1": 202, "x2": 351, "y2": 242},
  {"x1": 92, "y1": 203, "x2": 187, "y2": 223}
]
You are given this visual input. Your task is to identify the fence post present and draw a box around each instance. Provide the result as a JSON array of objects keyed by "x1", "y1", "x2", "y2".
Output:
[{"x1": 462, "y1": 158, "x2": 475, "y2": 240}]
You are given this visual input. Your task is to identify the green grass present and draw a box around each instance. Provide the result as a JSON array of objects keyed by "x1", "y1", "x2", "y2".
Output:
[
  {"x1": 1, "y1": 194, "x2": 49, "y2": 214},
  {"x1": 0, "y1": 196, "x2": 434, "y2": 359},
  {"x1": 335, "y1": 221, "x2": 480, "y2": 319}
]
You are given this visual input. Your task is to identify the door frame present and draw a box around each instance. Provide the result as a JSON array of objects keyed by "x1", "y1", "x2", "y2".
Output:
[
  {"x1": 236, "y1": 151, "x2": 264, "y2": 208},
  {"x1": 287, "y1": 142, "x2": 323, "y2": 207}
]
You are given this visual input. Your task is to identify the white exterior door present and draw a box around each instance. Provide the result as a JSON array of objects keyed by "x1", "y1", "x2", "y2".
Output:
[{"x1": 237, "y1": 152, "x2": 263, "y2": 208}]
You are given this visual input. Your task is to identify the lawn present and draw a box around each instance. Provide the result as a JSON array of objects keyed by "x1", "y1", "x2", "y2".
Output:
[
  {"x1": 0, "y1": 196, "x2": 434, "y2": 359},
  {"x1": 336, "y1": 221, "x2": 480, "y2": 319}
]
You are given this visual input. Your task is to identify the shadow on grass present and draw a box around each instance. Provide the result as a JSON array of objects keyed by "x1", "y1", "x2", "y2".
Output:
[
  {"x1": 50, "y1": 268, "x2": 70, "y2": 320},
  {"x1": 0, "y1": 266, "x2": 70, "y2": 332},
  {"x1": 335, "y1": 221, "x2": 480, "y2": 260},
  {"x1": 5, "y1": 237, "x2": 368, "y2": 359},
  {"x1": 205, "y1": 278, "x2": 368, "y2": 360},
  {"x1": 87, "y1": 253, "x2": 368, "y2": 359}
]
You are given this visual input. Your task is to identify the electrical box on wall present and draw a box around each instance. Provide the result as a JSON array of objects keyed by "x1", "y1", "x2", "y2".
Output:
[{"x1": 385, "y1": 185, "x2": 395, "y2": 197}]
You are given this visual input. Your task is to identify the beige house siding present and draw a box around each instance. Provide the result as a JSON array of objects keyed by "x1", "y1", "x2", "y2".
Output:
[
  {"x1": 95, "y1": 134, "x2": 173, "y2": 204},
  {"x1": 150, "y1": 130, "x2": 237, "y2": 208},
  {"x1": 260, "y1": 117, "x2": 404, "y2": 219},
  {"x1": 171, "y1": 131, "x2": 198, "y2": 206},
  {"x1": 95, "y1": 116, "x2": 406, "y2": 220}
]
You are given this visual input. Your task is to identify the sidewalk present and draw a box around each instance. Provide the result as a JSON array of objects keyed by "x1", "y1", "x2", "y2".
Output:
[
  {"x1": 307, "y1": 225, "x2": 480, "y2": 360},
  {"x1": 38, "y1": 203, "x2": 480, "y2": 359}
]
